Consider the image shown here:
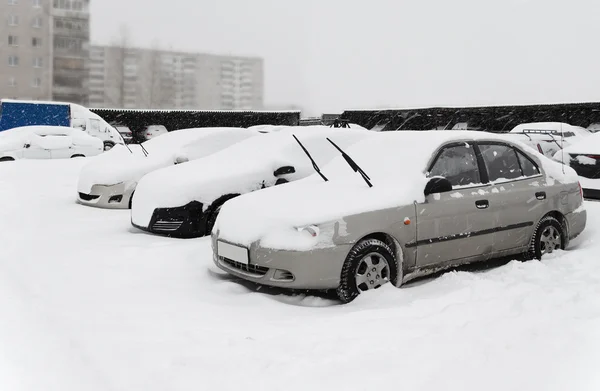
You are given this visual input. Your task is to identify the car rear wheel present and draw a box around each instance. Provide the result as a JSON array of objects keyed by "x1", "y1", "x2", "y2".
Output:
[
  {"x1": 525, "y1": 216, "x2": 565, "y2": 260},
  {"x1": 0, "y1": 157, "x2": 15, "y2": 162},
  {"x1": 337, "y1": 239, "x2": 397, "y2": 303}
]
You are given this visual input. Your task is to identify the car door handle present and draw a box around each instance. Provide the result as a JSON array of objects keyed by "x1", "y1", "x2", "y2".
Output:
[
  {"x1": 535, "y1": 191, "x2": 546, "y2": 200},
  {"x1": 475, "y1": 200, "x2": 489, "y2": 209}
]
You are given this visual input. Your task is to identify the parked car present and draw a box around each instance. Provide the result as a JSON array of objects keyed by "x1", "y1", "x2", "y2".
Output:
[
  {"x1": 116, "y1": 126, "x2": 134, "y2": 144},
  {"x1": 508, "y1": 122, "x2": 592, "y2": 157},
  {"x1": 0, "y1": 126, "x2": 103, "y2": 162},
  {"x1": 144, "y1": 125, "x2": 169, "y2": 141},
  {"x1": 212, "y1": 131, "x2": 586, "y2": 303},
  {"x1": 77, "y1": 127, "x2": 257, "y2": 209},
  {"x1": 0, "y1": 99, "x2": 124, "y2": 150},
  {"x1": 131, "y1": 126, "x2": 373, "y2": 238},
  {"x1": 552, "y1": 131, "x2": 600, "y2": 200}
]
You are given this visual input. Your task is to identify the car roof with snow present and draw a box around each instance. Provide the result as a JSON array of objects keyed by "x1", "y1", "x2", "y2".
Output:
[
  {"x1": 140, "y1": 127, "x2": 252, "y2": 154},
  {"x1": 560, "y1": 131, "x2": 600, "y2": 155},
  {"x1": 510, "y1": 122, "x2": 591, "y2": 137}
]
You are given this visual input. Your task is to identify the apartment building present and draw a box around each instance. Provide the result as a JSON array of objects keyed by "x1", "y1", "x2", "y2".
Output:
[
  {"x1": 89, "y1": 45, "x2": 264, "y2": 110},
  {"x1": 0, "y1": 0, "x2": 89, "y2": 104},
  {"x1": 0, "y1": 0, "x2": 52, "y2": 100}
]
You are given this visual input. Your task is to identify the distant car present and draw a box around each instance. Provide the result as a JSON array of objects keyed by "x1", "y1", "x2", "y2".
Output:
[
  {"x1": 0, "y1": 126, "x2": 103, "y2": 162},
  {"x1": 144, "y1": 125, "x2": 168, "y2": 141},
  {"x1": 212, "y1": 131, "x2": 586, "y2": 303},
  {"x1": 116, "y1": 126, "x2": 134, "y2": 144},
  {"x1": 552, "y1": 131, "x2": 600, "y2": 200},
  {"x1": 508, "y1": 122, "x2": 592, "y2": 157},
  {"x1": 131, "y1": 126, "x2": 373, "y2": 238},
  {"x1": 77, "y1": 127, "x2": 257, "y2": 209}
]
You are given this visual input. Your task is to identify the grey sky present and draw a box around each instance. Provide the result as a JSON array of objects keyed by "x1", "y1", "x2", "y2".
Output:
[{"x1": 92, "y1": 0, "x2": 600, "y2": 115}]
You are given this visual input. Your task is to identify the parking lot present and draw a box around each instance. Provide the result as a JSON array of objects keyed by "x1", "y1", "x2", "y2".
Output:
[{"x1": 2, "y1": 158, "x2": 600, "y2": 390}]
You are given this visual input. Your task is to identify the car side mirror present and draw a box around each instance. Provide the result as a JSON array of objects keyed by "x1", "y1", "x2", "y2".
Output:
[
  {"x1": 424, "y1": 177, "x2": 452, "y2": 196},
  {"x1": 24, "y1": 143, "x2": 31, "y2": 149},
  {"x1": 274, "y1": 165, "x2": 295, "y2": 177}
]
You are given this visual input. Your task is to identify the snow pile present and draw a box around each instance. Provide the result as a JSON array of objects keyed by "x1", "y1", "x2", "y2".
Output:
[
  {"x1": 77, "y1": 128, "x2": 256, "y2": 193},
  {"x1": 131, "y1": 126, "x2": 371, "y2": 227},
  {"x1": 216, "y1": 131, "x2": 580, "y2": 249}
]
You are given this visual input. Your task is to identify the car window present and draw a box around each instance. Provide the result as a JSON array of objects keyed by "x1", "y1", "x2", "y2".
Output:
[
  {"x1": 90, "y1": 119, "x2": 101, "y2": 132},
  {"x1": 428, "y1": 144, "x2": 481, "y2": 187},
  {"x1": 516, "y1": 150, "x2": 540, "y2": 177},
  {"x1": 479, "y1": 144, "x2": 522, "y2": 182}
]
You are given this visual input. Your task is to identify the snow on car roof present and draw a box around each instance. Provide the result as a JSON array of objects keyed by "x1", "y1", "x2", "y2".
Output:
[
  {"x1": 561, "y1": 131, "x2": 600, "y2": 155},
  {"x1": 215, "y1": 131, "x2": 579, "y2": 249},
  {"x1": 510, "y1": 122, "x2": 591, "y2": 137}
]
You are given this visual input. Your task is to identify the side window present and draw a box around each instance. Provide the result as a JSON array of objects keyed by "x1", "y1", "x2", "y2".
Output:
[
  {"x1": 516, "y1": 150, "x2": 540, "y2": 177},
  {"x1": 428, "y1": 144, "x2": 481, "y2": 187},
  {"x1": 90, "y1": 119, "x2": 100, "y2": 132},
  {"x1": 479, "y1": 144, "x2": 522, "y2": 182}
]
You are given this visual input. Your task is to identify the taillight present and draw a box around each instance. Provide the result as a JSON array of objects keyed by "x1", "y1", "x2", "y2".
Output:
[
  {"x1": 537, "y1": 143, "x2": 543, "y2": 154},
  {"x1": 584, "y1": 155, "x2": 600, "y2": 160}
]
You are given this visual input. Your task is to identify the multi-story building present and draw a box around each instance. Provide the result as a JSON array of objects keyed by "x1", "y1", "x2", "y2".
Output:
[
  {"x1": 89, "y1": 45, "x2": 264, "y2": 110},
  {"x1": 0, "y1": 0, "x2": 53, "y2": 101},
  {"x1": 0, "y1": 0, "x2": 89, "y2": 104},
  {"x1": 50, "y1": 0, "x2": 90, "y2": 104}
]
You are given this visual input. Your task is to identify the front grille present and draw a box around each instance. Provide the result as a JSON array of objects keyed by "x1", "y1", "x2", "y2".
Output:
[
  {"x1": 79, "y1": 192, "x2": 99, "y2": 201},
  {"x1": 152, "y1": 220, "x2": 183, "y2": 232},
  {"x1": 221, "y1": 257, "x2": 268, "y2": 276}
]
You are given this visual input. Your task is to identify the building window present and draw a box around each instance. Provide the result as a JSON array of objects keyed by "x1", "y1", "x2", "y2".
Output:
[
  {"x1": 33, "y1": 0, "x2": 41, "y2": 6},
  {"x1": 33, "y1": 57, "x2": 43, "y2": 68},
  {"x1": 9, "y1": 15, "x2": 19, "y2": 26},
  {"x1": 32, "y1": 77, "x2": 41, "y2": 88},
  {"x1": 8, "y1": 0, "x2": 18, "y2": 5},
  {"x1": 53, "y1": 0, "x2": 84, "y2": 10},
  {"x1": 8, "y1": 56, "x2": 19, "y2": 67},
  {"x1": 32, "y1": 37, "x2": 42, "y2": 47},
  {"x1": 8, "y1": 77, "x2": 16, "y2": 87},
  {"x1": 8, "y1": 35, "x2": 18, "y2": 46},
  {"x1": 33, "y1": 17, "x2": 42, "y2": 28}
]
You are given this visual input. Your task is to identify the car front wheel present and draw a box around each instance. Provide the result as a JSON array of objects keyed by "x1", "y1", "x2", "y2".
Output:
[
  {"x1": 526, "y1": 216, "x2": 565, "y2": 260},
  {"x1": 337, "y1": 238, "x2": 397, "y2": 303}
]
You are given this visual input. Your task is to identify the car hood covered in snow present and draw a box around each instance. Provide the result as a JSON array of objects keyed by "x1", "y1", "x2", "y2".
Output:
[
  {"x1": 215, "y1": 131, "x2": 580, "y2": 250},
  {"x1": 77, "y1": 127, "x2": 256, "y2": 193},
  {"x1": 131, "y1": 126, "x2": 371, "y2": 227}
]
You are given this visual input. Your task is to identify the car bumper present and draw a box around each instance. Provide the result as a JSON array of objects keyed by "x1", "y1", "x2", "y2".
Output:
[
  {"x1": 77, "y1": 183, "x2": 135, "y2": 209},
  {"x1": 131, "y1": 201, "x2": 208, "y2": 238},
  {"x1": 211, "y1": 235, "x2": 352, "y2": 290},
  {"x1": 565, "y1": 207, "x2": 586, "y2": 241}
]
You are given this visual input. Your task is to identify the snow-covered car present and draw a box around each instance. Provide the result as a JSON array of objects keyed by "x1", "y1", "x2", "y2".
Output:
[
  {"x1": 552, "y1": 131, "x2": 600, "y2": 200},
  {"x1": 116, "y1": 126, "x2": 134, "y2": 144},
  {"x1": 131, "y1": 126, "x2": 373, "y2": 238},
  {"x1": 77, "y1": 127, "x2": 257, "y2": 209},
  {"x1": 144, "y1": 125, "x2": 169, "y2": 141},
  {"x1": 509, "y1": 122, "x2": 592, "y2": 157},
  {"x1": 0, "y1": 126, "x2": 103, "y2": 162},
  {"x1": 212, "y1": 131, "x2": 586, "y2": 303}
]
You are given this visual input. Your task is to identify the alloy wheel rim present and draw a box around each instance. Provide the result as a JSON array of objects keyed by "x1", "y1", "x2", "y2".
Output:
[
  {"x1": 540, "y1": 226, "x2": 562, "y2": 255},
  {"x1": 355, "y1": 252, "x2": 390, "y2": 292}
]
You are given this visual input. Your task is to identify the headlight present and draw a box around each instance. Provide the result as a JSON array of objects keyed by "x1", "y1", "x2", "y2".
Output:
[{"x1": 296, "y1": 225, "x2": 320, "y2": 237}]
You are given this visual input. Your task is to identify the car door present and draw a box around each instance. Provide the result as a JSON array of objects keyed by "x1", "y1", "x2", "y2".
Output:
[
  {"x1": 415, "y1": 143, "x2": 496, "y2": 268},
  {"x1": 48, "y1": 135, "x2": 74, "y2": 159},
  {"x1": 22, "y1": 136, "x2": 51, "y2": 159},
  {"x1": 476, "y1": 142, "x2": 545, "y2": 255}
]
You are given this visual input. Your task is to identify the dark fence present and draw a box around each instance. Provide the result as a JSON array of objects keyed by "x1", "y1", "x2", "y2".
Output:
[
  {"x1": 90, "y1": 108, "x2": 301, "y2": 143},
  {"x1": 341, "y1": 102, "x2": 600, "y2": 133}
]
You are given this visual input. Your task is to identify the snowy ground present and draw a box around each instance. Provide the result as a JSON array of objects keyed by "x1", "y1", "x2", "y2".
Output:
[{"x1": 2, "y1": 159, "x2": 600, "y2": 391}]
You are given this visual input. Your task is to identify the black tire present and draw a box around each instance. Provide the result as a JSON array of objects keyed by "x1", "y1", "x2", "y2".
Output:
[
  {"x1": 0, "y1": 157, "x2": 15, "y2": 162},
  {"x1": 103, "y1": 141, "x2": 115, "y2": 151},
  {"x1": 336, "y1": 239, "x2": 398, "y2": 303},
  {"x1": 70, "y1": 154, "x2": 85, "y2": 158},
  {"x1": 525, "y1": 216, "x2": 565, "y2": 261}
]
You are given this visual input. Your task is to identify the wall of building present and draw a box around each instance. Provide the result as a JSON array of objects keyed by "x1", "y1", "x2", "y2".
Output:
[{"x1": 0, "y1": 0, "x2": 52, "y2": 100}]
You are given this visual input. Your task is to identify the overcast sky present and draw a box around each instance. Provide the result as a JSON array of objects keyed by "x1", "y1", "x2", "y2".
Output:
[{"x1": 91, "y1": 0, "x2": 600, "y2": 115}]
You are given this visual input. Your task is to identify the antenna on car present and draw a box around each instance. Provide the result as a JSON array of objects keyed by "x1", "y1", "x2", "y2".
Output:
[
  {"x1": 561, "y1": 123, "x2": 565, "y2": 174},
  {"x1": 292, "y1": 134, "x2": 329, "y2": 182},
  {"x1": 326, "y1": 137, "x2": 373, "y2": 188}
]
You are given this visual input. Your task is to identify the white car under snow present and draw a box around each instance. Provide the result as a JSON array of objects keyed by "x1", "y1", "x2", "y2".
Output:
[
  {"x1": 130, "y1": 126, "x2": 374, "y2": 238},
  {"x1": 508, "y1": 122, "x2": 592, "y2": 157},
  {"x1": 0, "y1": 126, "x2": 103, "y2": 162},
  {"x1": 77, "y1": 127, "x2": 258, "y2": 209},
  {"x1": 552, "y1": 131, "x2": 600, "y2": 200}
]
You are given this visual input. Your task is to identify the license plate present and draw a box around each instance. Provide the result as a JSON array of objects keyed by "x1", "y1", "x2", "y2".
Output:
[{"x1": 217, "y1": 241, "x2": 249, "y2": 265}]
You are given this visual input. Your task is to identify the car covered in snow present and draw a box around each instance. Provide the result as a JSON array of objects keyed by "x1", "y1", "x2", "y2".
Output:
[
  {"x1": 508, "y1": 122, "x2": 592, "y2": 157},
  {"x1": 131, "y1": 126, "x2": 373, "y2": 238},
  {"x1": 0, "y1": 125, "x2": 103, "y2": 162},
  {"x1": 77, "y1": 127, "x2": 257, "y2": 209},
  {"x1": 143, "y1": 125, "x2": 169, "y2": 141},
  {"x1": 552, "y1": 131, "x2": 600, "y2": 200},
  {"x1": 212, "y1": 131, "x2": 586, "y2": 303}
]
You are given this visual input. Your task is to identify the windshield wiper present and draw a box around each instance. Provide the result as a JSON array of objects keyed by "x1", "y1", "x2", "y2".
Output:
[
  {"x1": 292, "y1": 134, "x2": 328, "y2": 182},
  {"x1": 140, "y1": 143, "x2": 149, "y2": 157},
  {"x1": 326, "y1": 137, "x2": 372, "y2": 188}
]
